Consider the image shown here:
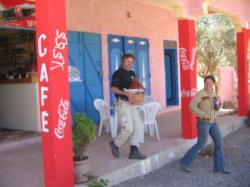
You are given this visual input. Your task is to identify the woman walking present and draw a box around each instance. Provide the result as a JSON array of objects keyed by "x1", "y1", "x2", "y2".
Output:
[{"x1": 180, "y1": 75, "x2": 229, "y2": 174}]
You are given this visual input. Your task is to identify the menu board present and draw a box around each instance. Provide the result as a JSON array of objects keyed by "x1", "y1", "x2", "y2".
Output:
[{"x1": 0, "y1": 0, "x2": 36, "y2": 28}]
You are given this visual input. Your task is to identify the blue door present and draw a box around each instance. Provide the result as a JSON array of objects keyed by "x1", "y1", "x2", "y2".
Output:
[
  {"x1": 108, "y1": 35, "x2": 124, "y2": 106},
  {"x1": 124, "y1": 36, "x2": 136, "y2": 73},
  {"x1": 108, "y1": 35, "x2": 150, "y2": 105},
  {"x1": 164, "y1": 49, "x2": 179, "y2": 105},
  {"x1": 134, "y1": 38, "x2": 150, "y2": 94},
  {"x1": 68, "y1": 31, "x2": 103, "y2": 123}
]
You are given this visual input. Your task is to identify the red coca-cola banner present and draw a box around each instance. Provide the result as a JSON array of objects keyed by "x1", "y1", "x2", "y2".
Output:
[
  {"x1": 178, "y1": 19, "x2": 197, "y2": 139},
  {"x1": 36, "y1": 0, "x2": 74, "y2": 186},
  {"x1": 0, "y1": 0, "x2": 36, "y2": 28}
]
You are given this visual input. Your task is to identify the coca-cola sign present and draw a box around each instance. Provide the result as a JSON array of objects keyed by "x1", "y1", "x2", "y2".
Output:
[
  {"x1": 179, "y1": 47, "x2": 196, "y2": 71},
  {"x1": 181, "y1": 88, "x2": 196, "y2": 97},
  {"x1": 0, "y1": 0, "x2": 36, "y2": 28},
  {"x1": 54, "y1": 99, "x2": 70, "y2": 139}
]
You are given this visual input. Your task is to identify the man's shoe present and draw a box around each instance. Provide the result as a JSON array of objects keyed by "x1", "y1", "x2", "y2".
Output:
[
  {"x1": 109, "y1": 141, "x2": 120, "y2": 158},
  {"x1": 180, "y1": 164, "x2": 191, "y2": 173},
  {"x1": 214, "y1": 170, "x2": 230, "y2": 174},
  {"x1": 128, "y1": 146, "x2": 147, "y2": 160}
]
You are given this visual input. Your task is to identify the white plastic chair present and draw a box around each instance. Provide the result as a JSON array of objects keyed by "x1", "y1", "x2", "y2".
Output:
[
  {"x1": 93, "y1": 99, "x2": 118, "y2": 138},
  {"x1": 139, "y1": 102, "x2": 161, "y2": 143}
]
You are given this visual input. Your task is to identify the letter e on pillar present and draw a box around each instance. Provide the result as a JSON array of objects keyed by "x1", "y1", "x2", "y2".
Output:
[{"x1": 41, "y1": 111, "x2": 49, "y2": 133}]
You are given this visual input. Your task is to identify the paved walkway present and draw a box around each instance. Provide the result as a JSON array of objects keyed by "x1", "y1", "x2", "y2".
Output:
[
  {"x1": 79, "y1": 111, "x2": 245, "y2": 186},
  {"x1": 0, "y1": 141, "x2": 43, "y2": 187},
  {"x1": 0, "y1": 110, "x2": 246, "y2": 187},
  {"x1": 114, "y1": 126, "x2": 250, "y2": 187}
]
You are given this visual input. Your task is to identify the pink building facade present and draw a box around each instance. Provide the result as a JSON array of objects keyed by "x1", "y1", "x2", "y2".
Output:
[
  {"x1": 35, "y1": 1, "x2": 250, "y2": 185},
  {"x1": 1, "y1": 0, "x2": 249, "y2": 186},
  {"x1": 66, "y1": 0, "x2": 179, "y2": 106},
  {"x1": 64, "y1": 0, "x2": 250, "y2": 112}
]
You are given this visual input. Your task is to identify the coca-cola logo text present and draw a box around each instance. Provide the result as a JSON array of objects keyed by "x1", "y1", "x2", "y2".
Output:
[
  {"x1": 181, "y1": 88, "x2": 196, "y2": 97},
  {"x1": 54, "y1": 99, "x2": 70, "y2": 139},
  {"x1": 179, "y1": 48, "x2": 196, "y2": 71}
]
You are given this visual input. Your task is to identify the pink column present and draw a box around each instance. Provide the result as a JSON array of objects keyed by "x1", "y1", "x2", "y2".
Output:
[
  {"x1": 178, "y1": 20, "x2": 197, "y2": 139},
  {"x1": 36, "y1": 0, "x2": 74, "y2": 186},
  {"x1": 237, "y1": 28, "x2": 250, "y2": 116}
]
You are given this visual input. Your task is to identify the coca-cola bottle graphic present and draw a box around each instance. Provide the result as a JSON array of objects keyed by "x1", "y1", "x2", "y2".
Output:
[{"x1": 0, "y1": 3, "x2": 35, "y2": 22}]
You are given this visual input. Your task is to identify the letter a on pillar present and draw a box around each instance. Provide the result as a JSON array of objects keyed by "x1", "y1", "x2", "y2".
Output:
[
  {"x1": 36, "y1": 0, "x2": 75, "y2": 186},
  {"x1": 178, "y1": 20, "x2": 197, "y2": 139}
]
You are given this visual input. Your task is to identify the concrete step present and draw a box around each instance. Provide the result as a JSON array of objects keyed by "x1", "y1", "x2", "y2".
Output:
[{"x1": 0, "y1": 134, "x2": 41, "y2": 152}]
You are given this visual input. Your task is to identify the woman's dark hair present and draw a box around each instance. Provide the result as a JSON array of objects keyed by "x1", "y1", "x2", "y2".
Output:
[
  {"x1": 121, "y1": 53, "x2": 135, "y2": 63},
  {"x1": 204, "y1": 75, "x2": 216, "y2": 83}
]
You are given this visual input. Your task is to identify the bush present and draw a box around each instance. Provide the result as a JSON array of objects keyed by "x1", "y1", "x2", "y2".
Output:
[
  {"x1": 72, "y1": 113, "x2": 96, "y2": 161},
  {"x1": 88, "y1": 178, "x2": 109, "y2": 187}
]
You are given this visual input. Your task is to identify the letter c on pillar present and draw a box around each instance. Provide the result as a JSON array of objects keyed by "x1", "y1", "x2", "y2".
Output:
[{"x1": 38, "y1": 34, "x2": 47, "y2": 57}]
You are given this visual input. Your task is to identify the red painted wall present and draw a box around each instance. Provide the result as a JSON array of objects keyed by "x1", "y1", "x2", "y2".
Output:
[
  {"x1": 178, "y1": 20, "x2": 197, "y2": 139},
  {"x1": 237, "y1": 28, "x2": 250, "y2": 116},
  {"x1": 36, "y1": 0, "x2": 75, "y2": 186}
]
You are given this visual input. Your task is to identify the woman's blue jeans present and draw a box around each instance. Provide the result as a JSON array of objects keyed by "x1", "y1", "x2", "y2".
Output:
[{"x1": 180, "y1": 121, "x2": 225, "y2": 172}]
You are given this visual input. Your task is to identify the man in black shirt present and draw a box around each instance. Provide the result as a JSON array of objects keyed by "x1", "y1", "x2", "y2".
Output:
[{"x1": 109, "y1": 53, "x2": 146, "y2": 160}]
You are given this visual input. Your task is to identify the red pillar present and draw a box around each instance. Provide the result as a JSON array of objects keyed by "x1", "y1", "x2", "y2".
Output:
[
  {"x1": 178, "y1": 19, "x2": 197, "y2": 139},
  {"x1": 36, "y1": 0, "x2": 74, "y2": 186},
  {"x1": 237, "y1": 28, "x2": 250, "y2": 116}
]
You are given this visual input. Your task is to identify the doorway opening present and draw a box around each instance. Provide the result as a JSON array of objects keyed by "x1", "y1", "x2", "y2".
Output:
[
  {"x1": 163, "y1": 40, "x2": 179, "y2": 106},
  {"x1": 0, "y1": 27, "x2": 40, "y2": 147}
]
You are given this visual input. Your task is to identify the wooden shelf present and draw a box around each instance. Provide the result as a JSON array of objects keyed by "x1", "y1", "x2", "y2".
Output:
[
  {"x1": 0, "y1": 79, "x2": 36, "y2": 84},
  {"x1": 0, "y1": 30, "x2": 36, "y2": 67}
]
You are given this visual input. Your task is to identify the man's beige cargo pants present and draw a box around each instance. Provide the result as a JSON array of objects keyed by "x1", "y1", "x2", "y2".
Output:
[{"x1": 113, "y1": 99, "x2": 142, "y2": 147}]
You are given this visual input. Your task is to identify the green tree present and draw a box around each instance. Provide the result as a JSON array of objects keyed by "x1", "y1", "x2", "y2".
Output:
[{"x1": 195, "y1": 15, "x2": 236, "y2": 78}]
